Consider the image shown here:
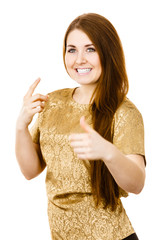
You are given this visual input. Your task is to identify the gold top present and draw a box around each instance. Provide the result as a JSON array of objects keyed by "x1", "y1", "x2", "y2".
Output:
[{"x1": 31, "y1": 88, "x2": 145, "y2": 240}]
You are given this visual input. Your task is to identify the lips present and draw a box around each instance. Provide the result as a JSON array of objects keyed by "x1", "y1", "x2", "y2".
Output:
[{"x1": 76, "y1": 68, "x2": 92, "y2": 74}]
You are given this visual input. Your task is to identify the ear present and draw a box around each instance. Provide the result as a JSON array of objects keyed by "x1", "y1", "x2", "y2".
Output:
[{"x1": 80, "y1": 116, "x2": 93, "y2": 133}]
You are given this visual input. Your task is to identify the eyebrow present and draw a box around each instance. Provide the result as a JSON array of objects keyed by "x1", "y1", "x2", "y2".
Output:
[{"x1": 66, "y1": 44, "x2": 94, "y2": 48}]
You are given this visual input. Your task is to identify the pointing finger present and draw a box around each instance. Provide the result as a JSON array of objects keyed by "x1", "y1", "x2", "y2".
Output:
[{"x1": 24, "y1": 78, "x2": 41, "y2": 99}]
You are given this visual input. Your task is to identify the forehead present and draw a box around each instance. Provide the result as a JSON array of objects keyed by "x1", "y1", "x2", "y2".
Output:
[{"x1": 66, "y1": 29, "x2": 93, "y2": 46}]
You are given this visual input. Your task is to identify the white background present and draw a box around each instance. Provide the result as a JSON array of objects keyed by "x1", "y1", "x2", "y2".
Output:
[{"x1": 0, "y1": 0, "x2": 159, "y2": 239}]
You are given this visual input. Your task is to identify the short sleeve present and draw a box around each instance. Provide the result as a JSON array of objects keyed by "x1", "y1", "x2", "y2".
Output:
[
  {"x1": 30, "y1": 115, "x2": 40, "y2": 144},
  {"x1": 113, "y1": 99, "x2": 145, "y2": 159}
]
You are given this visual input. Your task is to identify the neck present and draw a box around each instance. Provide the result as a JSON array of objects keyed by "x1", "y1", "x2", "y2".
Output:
[{"x1": 73, "y1": 84, "x2": 97, "y2": 104}]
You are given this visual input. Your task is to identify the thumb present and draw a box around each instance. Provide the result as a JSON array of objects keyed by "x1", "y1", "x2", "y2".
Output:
[{"x1": 80, "y1": 116, "x2": 93, "y2": 133}]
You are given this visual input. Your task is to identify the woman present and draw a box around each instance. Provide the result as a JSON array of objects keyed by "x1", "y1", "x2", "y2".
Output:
[{"x1": 15, "y1": 13, "x2": 146, "y2": 240}]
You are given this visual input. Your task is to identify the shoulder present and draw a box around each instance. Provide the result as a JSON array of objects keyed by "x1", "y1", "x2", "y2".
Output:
[
  {"x1": 115, "y1": 98, "x2": 143, "y2": 121},
  {"x1": 38, "y1": 88, "x2": 73, "y2": 123},
  {"x1": 113, "y1": 98, "x2": 144, "y2": 130},
  {"x1": 48, "y1": 88, "x2": 73, "y2": 100},
  {"x1": 113, "y1": 98, "x2": 145, "y2": 156},
  {"x1": 45, "y1": 88, "x2": 73, "y2": 107}
]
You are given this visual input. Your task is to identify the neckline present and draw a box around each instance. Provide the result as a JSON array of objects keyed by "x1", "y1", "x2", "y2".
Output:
[{"x1": 70, "y1": 87, "x2": 90, "y2": 107}]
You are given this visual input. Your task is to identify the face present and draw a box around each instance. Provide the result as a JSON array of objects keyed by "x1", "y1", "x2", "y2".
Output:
[{"x1": 65, "y1": 29, "x2": 102, "y2": 87}]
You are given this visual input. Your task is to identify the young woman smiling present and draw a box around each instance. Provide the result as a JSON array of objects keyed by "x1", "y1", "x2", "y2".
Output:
[{"x1": 16, "y1": 13, "x2": 145, "y2": 240}]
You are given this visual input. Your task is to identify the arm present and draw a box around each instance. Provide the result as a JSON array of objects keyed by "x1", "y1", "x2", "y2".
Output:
[
  {"x1": 101, "y1": 142, "x2": 145, "y2": 194},
  {"x1": 15, "y1": 78, "x2": 48, "y2": 180},
  {"x1": 69, "y1": 116, "x2": 146, "y2": 194},
  {"x1": 15, "y1": 127, "x2": 46, "y2": 180}
]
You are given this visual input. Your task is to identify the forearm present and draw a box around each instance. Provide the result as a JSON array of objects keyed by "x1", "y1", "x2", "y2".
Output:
[
  {"x1": 15, "y1": 125, "x2": 43, "y2": 180},
  {"x1": 102, "y1": 142, "x2": 145, "y2": 194},
  {"x1": 69, "y1": 117, "x2": 145, "y2": 194}
]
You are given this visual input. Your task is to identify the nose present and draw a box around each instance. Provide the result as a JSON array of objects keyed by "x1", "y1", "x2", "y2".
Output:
[{"x1": 76, "y1": 51, "x2": 86, "y2": 64}]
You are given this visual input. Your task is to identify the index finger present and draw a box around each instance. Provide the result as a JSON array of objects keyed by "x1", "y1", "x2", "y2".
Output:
[
  {"x1": 69, "y1": 133, "x2": 88, "y2": 142},
  {"x1": 25, "y1": 78, "x2": 41, "y2": 98}
]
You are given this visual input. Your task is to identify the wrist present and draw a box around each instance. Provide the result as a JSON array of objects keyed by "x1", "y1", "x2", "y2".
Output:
[
  {"x1": 16, "y1": 119, "x2": 29, "y2": 132},
  {"x1": 101, "y1": 140, "x2": 117, "y2": 164}
]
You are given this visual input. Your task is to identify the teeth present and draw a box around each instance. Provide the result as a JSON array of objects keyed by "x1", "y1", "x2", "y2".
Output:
[{"x1": 76, "y1": 68, "x2": 91, "y2": 73}]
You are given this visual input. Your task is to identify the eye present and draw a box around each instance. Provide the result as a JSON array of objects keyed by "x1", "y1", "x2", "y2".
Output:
[
  {"x1": 67, "y1": 48, "x2": 76, "y2": 53},
  {"x1": 87, "y1": 47, "x2": 96, "y2": 52}
]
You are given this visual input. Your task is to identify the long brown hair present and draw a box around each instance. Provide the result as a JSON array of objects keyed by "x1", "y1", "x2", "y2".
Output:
[{"x1": 63, "y1": 13, "x2": 129, "y2": 210}]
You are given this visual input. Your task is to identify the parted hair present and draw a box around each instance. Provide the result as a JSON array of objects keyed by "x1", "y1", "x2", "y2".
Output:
[{"x1": 63, "y1": 13, "x2": 129, "y2": 210}]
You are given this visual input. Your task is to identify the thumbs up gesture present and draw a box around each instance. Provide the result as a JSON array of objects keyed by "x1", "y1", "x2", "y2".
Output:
[{"x1": 69, "y1": 116, "x2": 109, "y2": 161}]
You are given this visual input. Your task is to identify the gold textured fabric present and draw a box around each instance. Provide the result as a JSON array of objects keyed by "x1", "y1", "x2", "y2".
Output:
[{"x1": 30, "y1": 88, "x2": 145, "y2": 240}]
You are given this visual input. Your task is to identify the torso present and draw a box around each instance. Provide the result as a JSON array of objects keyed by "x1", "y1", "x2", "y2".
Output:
[{"x1": 31, "y1": 88, "x2": 144, "y2": 239}]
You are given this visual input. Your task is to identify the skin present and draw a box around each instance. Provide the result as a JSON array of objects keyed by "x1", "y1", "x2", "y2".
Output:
[
  {"x1": 16, "y1": 29, "x2": 145, "y2": 195},
  {"x1": 66, "y1": 29, "x2": 146, "y2": 194},
  {"x1": 65, "y1": 29, "x2": 102, "y2": 104},
  {"x1": 15, "y1": 78, "x2": 47, "y2": 179},
  {"x1": 69, "y1": 117, "x2": 145, "y2": 194}
]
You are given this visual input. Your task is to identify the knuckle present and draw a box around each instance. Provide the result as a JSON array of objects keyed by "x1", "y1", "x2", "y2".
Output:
[
  {"x1": 86, "y1": 141, "x2": 91, "y2": 148},
  {"x1": 23, "y1": 96, "x2": 31, "y2": 104},
  {"x1": 23, "y1": 95, "x2": 27, "y2": 101},
  {"x1": 37, "y1": 106, "x2": 42, "y2": 112},
  {"x1": 41, "y1": 101, "x2": 45, "y2": 107},
  {"x1": 37, "y1": 107, "x2": 43, "y2": 113},
  {"x1": 33, "y1": 94, "x2": 39, "y2": 100},
  {"x1": 87, "y1": 147, "x2": 92, "y2": 154},
  {"x1": 35, "y1": 93, "x2": 41, "y2": 99},
  {"x1": 39, "y1": 102, "x2": 44, "y2": 109}
]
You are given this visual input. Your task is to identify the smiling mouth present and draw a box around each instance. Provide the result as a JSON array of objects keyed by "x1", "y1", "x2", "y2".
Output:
[{"x1": 76, "y1": 68, "x2": 92, "y2": 74}]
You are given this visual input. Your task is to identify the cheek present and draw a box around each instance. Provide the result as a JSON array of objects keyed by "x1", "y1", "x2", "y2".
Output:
[
  {"x1": 65, "y1": 55, "x2": 69, "y2": 69},
  {"x1": 65, "y1": 54, "x2": 75, "y2": 69},
  {"x1": 93, "y1": 57, "x2": 102, "y2": 75},
  {"x1": 65, "y1": 55, "x2": 75, "y2": 77},
  {"x1": 88, "y1": 54, "x2": 101, "y2": 67}
]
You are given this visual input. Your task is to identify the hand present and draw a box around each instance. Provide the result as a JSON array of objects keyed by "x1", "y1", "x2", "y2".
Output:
[
  {"x1": 69, "y1": 116, "x2": 110, "y2": 161},
  {"x1": 16, "y1": 78, "x2": 48, "y2": 130}
]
